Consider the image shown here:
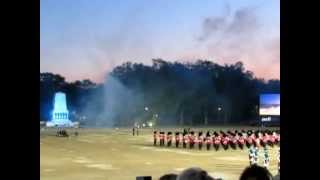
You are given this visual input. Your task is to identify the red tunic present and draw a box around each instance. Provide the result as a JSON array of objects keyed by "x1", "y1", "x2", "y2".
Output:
[
  {"x1": 160, "y1": 134, "x2": 165, "y2": 140},
  {"x1": 206, "y1": 137, "x2": 212, "y2": 144}
]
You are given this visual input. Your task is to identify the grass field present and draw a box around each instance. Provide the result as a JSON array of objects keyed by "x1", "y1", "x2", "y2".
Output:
[{"x1": 40, "y1": 127, "x2": 280, "y2": 180}]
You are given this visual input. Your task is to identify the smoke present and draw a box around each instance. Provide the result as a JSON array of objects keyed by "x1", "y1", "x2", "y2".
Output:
[
  {"x1": 198, "y1": 6, "x2": 259, "y2": 44},
  {"x1": 197, "y1": 5, "x2": 279, "y2": 79},
  {"x1": 80, "y1": 74, "x2": 146, "y2": 127}
]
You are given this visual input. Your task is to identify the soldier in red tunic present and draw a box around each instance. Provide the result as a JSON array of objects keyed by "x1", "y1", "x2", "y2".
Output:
[
  {"x1": 197, "y1": 131, "x2": 204, "y2": 150},
  {"x1": 222, "y1": 134, "x2": 229, "y2": 150},
  {"x1": 246, "y1": 132, "x2": 254, "y2": 148},
  {"x1": 230, "y1": 133, "x2": 238, "y2": 150},
  {"x1": 159, "y1": 132, "x2": 165, "y2": 146},
  {"x1": 213, "y1": 132, "x2": 221, "y2": 151},
  {"x1": 167, "y1": 132, "x2": 173, "y2": 147},
  {"x1": 175, "y1": 132, "x2": 180, "y2": 148},
  {"x1": 261, "y1": 132, "x2": 268, "y2": 148},
  {"x1": 189, "y1": 131, "x2": 195, "y2": 149},
  {"x1": 238, "y1": 133, "x2": 245, "y2": 149},
  {"x1": 182, "y1": 132, "x2": 188, "y2": 148},
  {"x1": 205, "y1": 131, "x2": 211, "y2": 150}
]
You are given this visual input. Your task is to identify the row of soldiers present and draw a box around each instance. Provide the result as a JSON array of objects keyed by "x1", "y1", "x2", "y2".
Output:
[
  {"x1": 248, "y1": 146, "x2": 280, "y2": 173},
  {"x1": 154, "y1": 129, "x2": 280, "y2": 150}
]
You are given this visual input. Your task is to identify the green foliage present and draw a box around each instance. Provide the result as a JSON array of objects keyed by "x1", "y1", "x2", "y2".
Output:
[{"x1": 40, "y1": 59, "x2": 279, "y2": 125}]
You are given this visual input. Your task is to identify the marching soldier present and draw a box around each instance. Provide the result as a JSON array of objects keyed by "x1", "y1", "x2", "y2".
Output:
[
  {"x1": 248, "y1": 146, "x2": 255, "y2": 165},
  {"x1": 213, "y1": 132, "x2": 221, "y2": 151},
  {"x1": 182, "y1": 132, "x2": 188, "y2": 148},
  {"x1": 153, "y1": 131, "x2": 158, "y2": 146},
  {"x1": 253, "y1": 132, "x2": 261, "y2": 147},
  {"x1": 263, "y1": 146, "x2": 270, "y2": 169},
  {"x1": 205, "y1": 131, "x2": 211, "y2": 150},
  {"x1": 246, "y1": 132, "x2": 254, "y2": 148},
  {"x1": 167, "y1": 132, "x2": 173, "y2": 147},
  {"x1": 222, "y1": 134, "x2": 229, "y2": 150},
  {"x1": 238, "y1": 133, "x2": 245, "y2": 150},
  {"x1": 230, "y1": 133, "x2": 238, "y2": 150},
  {"x1": 268, "y1": 132, "x2": 275, "y2": 147},
  {"x1": 253, "y1": 146, "x2": 259, "y2": 164},
  {"x1": 198, "y1": 131, "x2": 204, "y2": 150},
  {"x1": 189, "y1": 131, "x2": 195, "y2": 149},
  {"x1": 175, "y1": 132, "x2": 181, "y2": 148},
  {"x1": 159, "y1": 132, "x2": 165, "y2": 146},
  {"x1": 261, "y1": 132, "x2": 268, "y2": 148}
]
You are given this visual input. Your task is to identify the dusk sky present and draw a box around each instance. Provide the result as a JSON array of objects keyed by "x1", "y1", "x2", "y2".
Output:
[{"x1": 41, "y1": 0, "x2": 279, "y2": 83}]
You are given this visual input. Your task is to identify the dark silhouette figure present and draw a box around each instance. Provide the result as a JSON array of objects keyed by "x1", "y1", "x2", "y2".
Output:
[
  {"x1": 240, "y1": 165, "x2": 273, "y2": 180},
  {"x1": 159, "y1": 173, "x2": 178, "y2": 180}
]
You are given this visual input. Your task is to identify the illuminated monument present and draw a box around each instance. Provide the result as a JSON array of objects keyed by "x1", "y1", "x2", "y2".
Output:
[{"x1": 46, "y1": 92, "x2": 74, "y2": 127}]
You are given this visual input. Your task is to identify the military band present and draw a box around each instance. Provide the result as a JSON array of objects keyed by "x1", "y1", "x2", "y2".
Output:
[{"x1": 152, "y1": 129, "x2": 280, "y2": 151}]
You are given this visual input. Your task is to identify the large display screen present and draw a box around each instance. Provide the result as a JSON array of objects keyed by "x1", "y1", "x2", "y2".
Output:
[{"x1": 259, "y1": 94, "x2": 280, "y2": 116}]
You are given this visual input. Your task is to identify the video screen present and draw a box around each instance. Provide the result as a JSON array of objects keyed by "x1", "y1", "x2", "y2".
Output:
[{"x1": 259, "y1": 94, "x2": 280, "y2": 116}]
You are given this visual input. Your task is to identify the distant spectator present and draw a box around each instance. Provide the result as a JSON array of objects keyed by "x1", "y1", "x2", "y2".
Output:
[
  {"x1": 240, "y1": 165, "x2": 273, "y2": 180},
  {"x1": 177, "y1": 167, "x2": 214, "y2": 180},
  {"x1": 159, "y1": 173, "x2": 178, "y2": 180}
]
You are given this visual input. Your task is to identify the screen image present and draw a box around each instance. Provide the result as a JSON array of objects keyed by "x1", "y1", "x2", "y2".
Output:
[{"x1": 259, "y1": 94, "x2": 280, "y2": 116}]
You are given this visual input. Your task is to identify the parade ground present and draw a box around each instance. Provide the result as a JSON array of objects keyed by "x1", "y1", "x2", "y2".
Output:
[{"x1": 40, "y1": 127, "x2": 279, "y2": 180}]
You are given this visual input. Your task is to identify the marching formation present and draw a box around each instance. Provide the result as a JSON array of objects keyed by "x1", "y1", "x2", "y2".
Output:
[
  {"x1": 153, "y1": 129, "x2": 280, "y2": 150},
  {"x1": 153, "y1": 128, "x2": 280, "y2": 172}
]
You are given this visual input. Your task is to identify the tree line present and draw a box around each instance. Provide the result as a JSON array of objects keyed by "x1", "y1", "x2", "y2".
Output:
[{"x1": 40, "y1": 59, "x2": 279, "y2": 126}]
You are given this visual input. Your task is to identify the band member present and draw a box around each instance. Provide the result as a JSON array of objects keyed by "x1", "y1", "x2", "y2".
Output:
[
  {"x1": 159, "y1": 132, "x2": 165, "y2": 146},
  {"x1": 246, "y1": 133, "x2": 254, "y2": 148},
  {"x1": 153, "y1": 131, "x2": 157, "y2": 146},
  {"x1": 175, "y1": 132, "x2": 181, "y2": 148},
  {"x1": 205, "y1": 131, "x2": 211, "y2": 150},
  {"x1": 253, "y1": 147, "x2": 259, "y2": 164},
  {"x1": 182, "y1": 132, "x2": 188, "y2": 148},
  {"x1": 248, "y1": 146, "x2": 255, "y2": 165},
  {"x1": 238, "y1": 133, "x2": 245, "y2": 149},
  {"x1": 222, "y1": 134, "x2": 229, "y2": 150},
  {"x1": 198, "y1": 131, "x2": 204, "y2": 150},
  {"x1": 167, "y1": 132, "x2": 173, "y2": 147},
  {"x1": 213, "y1": 132, "x2": 221, "y2": 151},
  {"x1": 230, "y1": 134, "x2": 238, "y2": 150},
  {"x1": 189, "y1": 131, "x2": 195, "y2": 149},
  {"x1": 268, "y1": 132, "x2": 275, "y2": 147},
  {"x1": 253, "y1": 132, "x2": 261, "y2": 147},
  {"x1": 261, "y1": 132, "x2": 268, "y2": 148}
]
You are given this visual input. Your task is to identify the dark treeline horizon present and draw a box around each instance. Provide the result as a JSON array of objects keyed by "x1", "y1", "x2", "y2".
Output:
[{"x1": 40, "y1": 59, "x2": 280, "y2": 126}]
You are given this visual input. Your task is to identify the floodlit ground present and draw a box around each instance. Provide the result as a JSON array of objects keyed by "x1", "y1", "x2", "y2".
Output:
[{"x1": 40, "y1": 127, "x2": 280, "y2": 180}]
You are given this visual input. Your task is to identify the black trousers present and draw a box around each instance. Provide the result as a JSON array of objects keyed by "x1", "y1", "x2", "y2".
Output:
[{"x1": 199, "y1": 142, "x2": 203, "y2": 150}]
